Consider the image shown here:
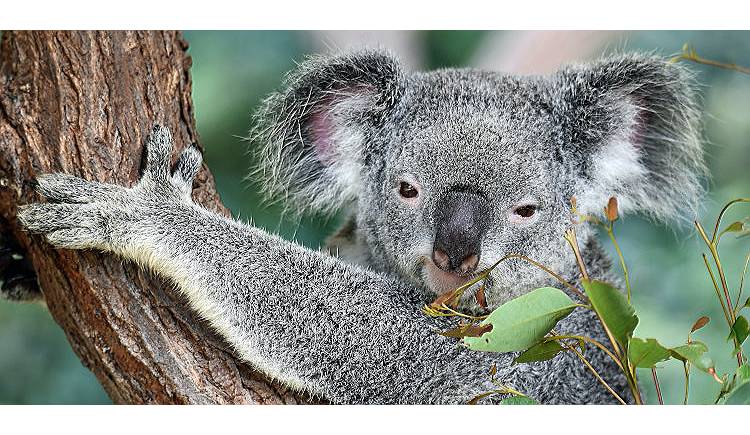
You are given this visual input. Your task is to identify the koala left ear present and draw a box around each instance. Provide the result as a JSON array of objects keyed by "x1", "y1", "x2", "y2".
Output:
[
  {"x1": 554, "y1": 54, "x2": 706, "y2": 222},
  {"x1": 250, "y1": 50, "x2": 403, "y2": 215}
]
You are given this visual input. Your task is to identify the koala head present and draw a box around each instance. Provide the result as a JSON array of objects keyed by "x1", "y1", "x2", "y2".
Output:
[{"x1": 251, "y1": 50, "x2": 705, "y2": 308}]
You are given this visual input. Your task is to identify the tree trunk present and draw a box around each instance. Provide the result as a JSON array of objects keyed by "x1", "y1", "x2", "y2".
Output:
[{"x1": 0, "y1": 31, "x2": 313, "y2": 404}]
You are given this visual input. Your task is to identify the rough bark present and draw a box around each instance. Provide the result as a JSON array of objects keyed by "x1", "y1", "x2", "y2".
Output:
[{"x1": 0, "y1": 31, "x2": 313, "y2": 404}]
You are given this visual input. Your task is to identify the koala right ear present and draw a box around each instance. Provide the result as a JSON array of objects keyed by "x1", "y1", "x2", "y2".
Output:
[
  {"x1": 553, "y1": 54, "x2": 707, "y2": 223},
  {"x1": 250, "y1": 50, "x2": 403, "y2": 214}
]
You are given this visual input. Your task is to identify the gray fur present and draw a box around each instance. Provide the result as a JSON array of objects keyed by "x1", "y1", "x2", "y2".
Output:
[{"x1": 17, "y1": 50, "x2": 705, "y2": 404}]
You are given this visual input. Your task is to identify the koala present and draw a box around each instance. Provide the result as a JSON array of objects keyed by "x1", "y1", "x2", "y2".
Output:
[{"x1": 17, "y1": 49, "x2": 704, "y2": 404}]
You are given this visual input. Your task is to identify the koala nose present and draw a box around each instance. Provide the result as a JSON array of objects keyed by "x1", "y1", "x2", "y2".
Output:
[{"x1": 432, "y1": 190, "x2": 491, "y2": 275}]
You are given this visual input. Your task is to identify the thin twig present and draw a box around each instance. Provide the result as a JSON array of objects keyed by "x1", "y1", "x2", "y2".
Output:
[
  {"x1": 702, "y1": 253, "x2": 732, "y2": 325},
  {"x1": 683, "y1": 362, "x2": 690, "y2": 405},
  {"x1": 697, "y1": 220, "x2": 744, "y2": 365},
  {"x1": 651, "y1": 368, "x2": 663, "y2": 405},
  {"x1": 671, "y1": 46, "x2": 750, "y2": 75},
  {"x1": 564, "y1": 228, "x2": 589, "y2": 281},
  {"x1": 735, "y1": 250, "x2": 750, "y2": 314},
  {"x1": 696, "y1": 222, "x2": 736, "y2": 324}
]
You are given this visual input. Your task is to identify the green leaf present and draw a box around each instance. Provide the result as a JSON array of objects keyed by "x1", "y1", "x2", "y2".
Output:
[
  {"x1": 742, "y1": 297, "x2": 750, "y2": 311},
  {"x1": 723, "y1": 380, "x2": 750, "y2": 404},
  {"x1": 499, "y1": 396, "x2": 539, "y2": 405},
  {"x1": 628, "y1": 337, "x2": 672, "y2": 368},
  {"x1": 719, "y1": 221, "x2": 745, "y2": 240},
  {"x1": 717, "y1": 365, "x2": 750, "y2": 404},
  {"x1": 670, "y1": 341, "x2": 714, "y2": 373},
  {"x1": 737, "y1": 363, "x2": 750, "y2": 381},
  {"x1": 737, "y1": 364, "x2": 750, "y2": 383},
  {"x1": 514, "y1": 340, "x2": 565, "y2": 364},
  {"x1": 463, "y1": 287, "x2": 576, "y2": 352},
  {"x1": 728, "y1": 315, "x2": 749, "y2": 348},
  {"x1": 582, "y1": 280, "x2": 638, "y2": 349}
]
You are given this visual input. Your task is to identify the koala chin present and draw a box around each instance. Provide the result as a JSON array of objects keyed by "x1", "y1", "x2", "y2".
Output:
[{"x1": 20, "y1": 49, "x2": 704, "y2": 404}]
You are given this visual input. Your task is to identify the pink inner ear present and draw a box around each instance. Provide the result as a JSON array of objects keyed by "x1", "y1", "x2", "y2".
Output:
[
  {"x1": 306, "y1": 84, "x2": 378, "y2": 166},
  {"x1": 308, "y1": 108, "x2": 335, "y2": 164}
]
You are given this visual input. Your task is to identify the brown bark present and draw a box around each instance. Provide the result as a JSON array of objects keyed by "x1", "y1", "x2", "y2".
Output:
[{"x1": 0, "y1": 31, "x2": 313, "y2": 404}]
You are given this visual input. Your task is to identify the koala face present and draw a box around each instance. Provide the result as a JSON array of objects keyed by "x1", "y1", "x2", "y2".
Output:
[
  {"x1": 253, "y1": 50, "x2": 704, "y2": 308},
  {"x1": 357, "y1": 71, "x2": 577, "y2": 304}
]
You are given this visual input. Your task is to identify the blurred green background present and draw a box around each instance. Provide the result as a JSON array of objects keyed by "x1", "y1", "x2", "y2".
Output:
[{"x1": 1, "y1": 31, "x2": 748, "y2": 404}]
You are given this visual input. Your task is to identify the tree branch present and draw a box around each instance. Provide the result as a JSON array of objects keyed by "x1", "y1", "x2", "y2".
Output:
[{"x1": 0, "y1": 30, "x2": 315, "y2": 404}]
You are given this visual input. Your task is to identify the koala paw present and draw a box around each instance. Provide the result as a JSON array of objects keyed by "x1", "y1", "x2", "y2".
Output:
[{"x1": 18, "y1": 125, "x2": 202, "y2": 252}]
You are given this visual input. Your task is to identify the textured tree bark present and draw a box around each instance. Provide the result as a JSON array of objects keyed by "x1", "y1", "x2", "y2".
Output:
[{"x1": 0, "y1": 31, "x2": 312, "y2": 404}]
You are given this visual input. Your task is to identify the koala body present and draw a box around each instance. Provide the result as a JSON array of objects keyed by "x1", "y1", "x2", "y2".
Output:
[{"x1": 18, "y1": 50, "x2": 704, "y2": 404}]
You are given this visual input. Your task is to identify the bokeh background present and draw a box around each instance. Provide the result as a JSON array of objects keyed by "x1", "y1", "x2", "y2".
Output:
[{"x1": 1, "y1": 30, "x2": 749, "y2": 404}]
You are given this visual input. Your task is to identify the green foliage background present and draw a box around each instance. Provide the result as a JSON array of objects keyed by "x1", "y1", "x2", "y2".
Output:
[{"x1": 1, "y1": 30, "x2": 748, "y2": 404}]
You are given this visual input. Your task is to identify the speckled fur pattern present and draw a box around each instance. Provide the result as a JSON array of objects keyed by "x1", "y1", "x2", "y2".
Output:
[{"x1": 18, "y1": 49, "x2": 704, "y2": 404}]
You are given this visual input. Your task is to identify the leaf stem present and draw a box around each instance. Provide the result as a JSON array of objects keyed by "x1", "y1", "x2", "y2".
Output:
[
  {"x1": 651, "y1": 368, "x2": 663, "y2": 405},
  {"x1": 626, "y1": 362, "x2": 644, "y2": 405},
  {"x1": 564, "y1": 228, "x2": 589, "y2": 282},
  {"x1": 735, "y1": 250, "x2": 750, "y2": 315},
  {"x1": 702, "y1": 253, "x2": 732, "y2": 325},
  {"x1": 682, "y1": 362, "x2": 690, "y2": 405},
  {"x1": 709, "y1": 199, "x2": 750, "y2": 243}
]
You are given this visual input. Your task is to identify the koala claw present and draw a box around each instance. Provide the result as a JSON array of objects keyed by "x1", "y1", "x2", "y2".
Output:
[{"x1": 18, "y1": 125, "x2": 202, "y2": 251}]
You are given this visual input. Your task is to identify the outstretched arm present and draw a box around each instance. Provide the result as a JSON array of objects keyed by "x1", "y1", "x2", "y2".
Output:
[{"x1": 18, "y1": 126, "x2": 623, "y2": 404}]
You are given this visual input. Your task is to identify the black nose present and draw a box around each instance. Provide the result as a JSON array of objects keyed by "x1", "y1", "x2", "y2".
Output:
[{"x1": 432, "y1": 190, "x2": 491, "y2": 275}]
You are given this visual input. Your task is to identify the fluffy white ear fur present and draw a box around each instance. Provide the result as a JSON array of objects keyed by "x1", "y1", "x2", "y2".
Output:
[
  {"x1": 565, "y1": 55, "x2": 706, "y2": 224},
  {"x1": 575, "y1": 101, "x2": 647, "y2": 217},
  {"x1": 250, "y1": 50, "x2": 402, "y2": 215},
  {"x1": 305, "y1": 89, "x2": 378, "y2": 212}
]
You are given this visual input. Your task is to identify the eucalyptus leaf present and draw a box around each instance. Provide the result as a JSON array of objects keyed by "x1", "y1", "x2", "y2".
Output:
[
  {"x1": 719, "y1": 221, "x2": 745, "y2": 240},
  {"x1": 728, "y1": 315, "x2": 749, "y2": 348},
  {"x1": 499, "y1": 396, "x2": 539, "y2": 405},
  {"x1": 690, "y1": 316, "x2": 710, "y2": 334},
  {"x1": 737, "y1": 364, "x2": 750, "y2": 383},
  {"x1": 582, "y1": 280, "x2": 638, "y2": 349},
  {"x1": 463, "y1": 287, "x2": 576, "y2": 352},
  {"x1": 628, "y1": 337, "x2": 671, "y2": 368},
  {"x1": 722, "y1": 380, "x2": 750, "y2": 405},
  {"x1": 514, "y1": 340, "x2": 565, "y2": 364},
  {"x1": 670, "y1": 341, "x2": 714, "y2": 373}
]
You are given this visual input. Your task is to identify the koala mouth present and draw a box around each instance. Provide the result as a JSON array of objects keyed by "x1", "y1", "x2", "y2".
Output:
[{"x1": 421, "y1": 259, "x2": 476, "y2": 296}]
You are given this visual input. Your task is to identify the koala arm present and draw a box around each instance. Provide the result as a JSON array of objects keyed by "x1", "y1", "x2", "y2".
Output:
[{"x1": 18, "y1": 126, "x2": 625, "y2": 404}]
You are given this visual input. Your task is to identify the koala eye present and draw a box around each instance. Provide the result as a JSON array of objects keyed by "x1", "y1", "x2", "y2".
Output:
[
  {"x1": 509, "y1": 203, "x2": 539, "y2": 225},
  {"x1": 399, "y1": 181, "x2": 419, "y2": 199},
  {"x1": 514, "y1": 205, "x2": 536, "y2": 218}
]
